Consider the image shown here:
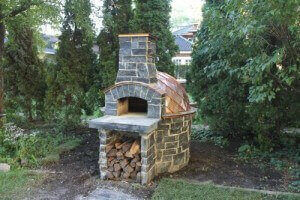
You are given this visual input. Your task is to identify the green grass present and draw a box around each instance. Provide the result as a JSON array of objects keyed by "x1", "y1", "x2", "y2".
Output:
[
  {"x1": 0, "y1": 169, "x2": 41, "y2": 200},
  {"x1": 152, "y1": 179, "x2": 300, "y2": 200}
]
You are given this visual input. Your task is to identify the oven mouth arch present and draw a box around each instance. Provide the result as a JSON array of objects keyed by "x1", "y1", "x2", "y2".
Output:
[{"x1": 117, "y1": 97, "x2": 148, "y2": 116}]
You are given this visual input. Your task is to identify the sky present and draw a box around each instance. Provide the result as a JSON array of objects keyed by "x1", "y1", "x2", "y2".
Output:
[
  {"x1": 42, "y1": 0, "x2": 205, "y2": 35},
  {"x1": 171, "y1": 0, "x2": 205, "y2": 26}
]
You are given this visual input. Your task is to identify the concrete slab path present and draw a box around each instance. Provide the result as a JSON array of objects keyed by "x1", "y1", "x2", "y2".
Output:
[{"x1": 76, "y1": 188, "x2": 139, "y2": 200}]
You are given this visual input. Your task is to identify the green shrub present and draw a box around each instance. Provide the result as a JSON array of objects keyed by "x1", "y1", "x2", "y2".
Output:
[
  {"x1": 191, "y1": 128, "x2": 228, "y2": 148},
  {"x1": 0, "y1": 123, "x2": 81, "y2": 168},
  {"x1": 187, "y1": 0, "x2": 300, "y2": 145},
  {"x1": 238, "y1": 132, "x2": 300, "y2": 192}
]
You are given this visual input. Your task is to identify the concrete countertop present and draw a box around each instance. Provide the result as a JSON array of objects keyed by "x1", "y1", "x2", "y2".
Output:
[{"x1": 89, "y1": 114, "x2": 160, "y2": 135}]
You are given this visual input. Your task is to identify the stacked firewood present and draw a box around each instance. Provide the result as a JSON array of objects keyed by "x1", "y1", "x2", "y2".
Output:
[{"x1": 106, "y1": 139, "x2": 141, "y2": 180}]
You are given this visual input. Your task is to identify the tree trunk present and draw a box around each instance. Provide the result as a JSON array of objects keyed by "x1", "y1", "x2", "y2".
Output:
[{"x1": 0, "y1": 14, "x2": 5, "y2": 127}]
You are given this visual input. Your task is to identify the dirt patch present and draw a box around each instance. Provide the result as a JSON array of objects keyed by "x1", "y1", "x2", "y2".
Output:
[
  {"x1": 25, "y1": 129, "x2": 288, "y2": 199},
  {"x1": 26, "y1": 128, "x2": 154, "y2": 200},
  {"x1": 156, "y1": 141, "x2": 285, "y2": 192}
]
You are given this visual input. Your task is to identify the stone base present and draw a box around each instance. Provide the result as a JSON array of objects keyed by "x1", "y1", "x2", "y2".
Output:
[{"x1": 96, "y1": 114, "x2": 193, "y2": 185}]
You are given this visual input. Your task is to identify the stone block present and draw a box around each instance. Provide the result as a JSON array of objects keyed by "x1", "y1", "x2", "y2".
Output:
[
  {"x1": 119, "y1": 62, "x2": 126, "y2": 69},
  {"x1": 132, "y1": 37, "x2": 139, "y2": 42},
  {"x1": 148, "y1": 105, "x2": 161, "y2": 118},
  {"x1": 141, "y1": 136, "x2": 149, "y2": 151},
  {"x1": 0, "y1": 163, "x2": 10, "y2": 172},
  {"x1": 132, "y1": 42, "x2": 138, "y2": 49},
  {"x1": 138, "y1": 42, "x2": 146, "y2": 49},
  {"x1": 105, "y1": 109, "x2": 117, "y2": 116},
  {"x1": 132, "y1": 49, "x2": 146, "y2": 55},
  {"x1": 140, "y1": 86, "x2": 149, "y2": 99},
  {"x1": 119, "y1": 37, "x2": 131, "y2": 42},
  {"x1": 111, "y1": 88, "x2": 119, "y2": 100},
  {"x1": 171, "y1": 122, "x2": 183, "y2": 131},
  {"x1": 161, "y1": 155, "x2": 172, "y2": 162},
  {"x1": 116, "y1": 77, "x2": 130, "y2": 83},
  {"x1": 155, "y1": 131, "x2": 163, "y2": 143},
  {"x1": 164, "y1": 135, "x2": 178, "y2": 143},
  {"x1": 170, "y1": 128, "x2": 181, "y2": 135},
  {"x1": 117, "y1": 86, "x2": 125, "y2": 98},
  {"x1": 156, "y1": 142, "x2": 165, "y2": 149},
  {"x1": 121, "y1": 85, "x2": 129, "y2": 96},
  {"x1": 165, "y1": 141, "x2": 179, "y2": 149},
  {"x1": 173, "y1": 152, "x2": 186, "y2": 166},
  {"x1": 179, "y1": 132, "x2": 189, "y2": 144},
  {"x1": 156, "y1": 150, "x2": 162, "y2": 162},
  {"x1": 123, "y1": 56, "x2": 146, "y2": 63},
  {"x1": 158, "y1": 124, "x2": 171, "y2": 131},
  {"x1": 141, "y1": 172, "x2": 148, "y2": 185},
  {"x1": 106, "y1": 102, "x2": 117, "y2": 110},
  {"x1": 131, "y1": 77, "x2": 149, "y2": 84},
  {"x1": 105, "y1": 91, "x2": 114, "y2": 102},
  {"x1": 163, "y1": 148, "x2": 177, "y2": 155},
  {"x1": 118, "y1": 70, "x2": 137, "y2": 77},
  {"x1": 128, "y1": 85, "x2": 135, "y2": 97},
  {"x1": 156, "y1": 162, "x2": 171, "y2": 174},
  {"x1": 137, "y1": 65, "x2": 149, "y2": 78},
  {"x1": 150, "y1": 98, "x2": 161, "y2": 105},
  {"x1": 148, "y1": 65, "x2": 157, "y2": 77},
  {"x1": 146, "y1": 89, "x2": 154, "y2": 101},
  {"x1": 126, "y1": 63, "x2": 137, "y2": 70},
  {"x1": 119, "y1": 42, "x2": 131, "y2": 56},
  {"x1": 181, "y1": 141, "x2": 189, "y2": 150},
  {"x1": 149, "y1": 133, "x2": 155, "y2": 146},
  {"x1": 172, "y1": 117, "x2": 185, "y2": 123}
]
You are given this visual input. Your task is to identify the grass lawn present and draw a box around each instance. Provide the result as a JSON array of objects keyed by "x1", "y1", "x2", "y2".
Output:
[
  {"x1": 152, "y1": 179, "x2": 300, "y2": 200},
  {"x1": 0, "y1": 169, "x2": 42, "y2": 199}
]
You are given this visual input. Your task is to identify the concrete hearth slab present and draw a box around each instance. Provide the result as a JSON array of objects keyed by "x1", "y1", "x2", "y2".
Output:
[{"x1": 89, "y1": 114, "x2": 160, "y2": 134}]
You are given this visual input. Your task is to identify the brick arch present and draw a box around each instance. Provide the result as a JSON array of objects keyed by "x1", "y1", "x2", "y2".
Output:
[{"x1": 104, "y1": 82, "x2": 164, "y2": 118}]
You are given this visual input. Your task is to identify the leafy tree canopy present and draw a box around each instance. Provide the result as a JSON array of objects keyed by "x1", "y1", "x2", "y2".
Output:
[
  {"x1": 45, "y1": 0, "x2": 97, "y2": 128},
  {"x1": 97, "y1": 0, "x2": 133, "y2": 93},
  {"x1": 132, "y1": 0, "x2": 178, "y2": 75},
  {"x1": 188, "y1": 0, "x2": 300, "y2": 141}
]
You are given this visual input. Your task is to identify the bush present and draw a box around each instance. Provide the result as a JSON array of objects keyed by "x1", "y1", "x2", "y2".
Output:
[
  {"x1": 191, "y1": 128, "x2": 228, "y2": 148},
  {"x1": 0, "y1": 123, "x2": 81, "y2": 167},
  {"x1": 187, "y1": 0, "x2": 300, "y2": 144}
]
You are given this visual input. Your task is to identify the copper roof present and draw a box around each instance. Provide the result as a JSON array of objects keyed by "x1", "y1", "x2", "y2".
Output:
[
  {"x1": 104, "y1": 72, "x2": 192, "y2": 116},
  {"x1": 156, "y1": 71, "x2": 191, "y2": 114}
]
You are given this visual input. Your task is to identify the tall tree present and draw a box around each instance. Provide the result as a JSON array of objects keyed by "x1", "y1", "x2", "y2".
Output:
[
  {"x1": 187, "y1": 0, "x2": 300, "y2": 143},
  {"x1": 0, "y1": 0, "x2": 59, "y2": 125},
  {"x1": 46, "y1": 0, "x2": 97, "y2": 127},
  {"x1": 4, "y1": 22, "x2": 46, "y2": 121},
  {"x1": 97, "y1": 0, "x2": 133, "y2": 94},
  {"x1": 132, "y1": 0, "x2": 178, "y2": 75}
]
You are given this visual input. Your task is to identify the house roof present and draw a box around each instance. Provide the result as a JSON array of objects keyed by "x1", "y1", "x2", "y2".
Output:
[
  {"x1": 42, "y1": 34, "x2": 59, "y2": 43},
  {"x1": 172, "y1": 24, "x2": 198, "y2": 36},
  {"x1": 174, "y1": 35, "x2": 193, "y2": 52}
]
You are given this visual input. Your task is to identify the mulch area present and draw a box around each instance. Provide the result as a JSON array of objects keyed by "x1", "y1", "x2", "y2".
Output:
[
  {"x1": 31, "y1": 128, "x2": 288, "y2": 199},
  {"x1": 157, "y1": 141, "x2": 286, "y2": 192}
]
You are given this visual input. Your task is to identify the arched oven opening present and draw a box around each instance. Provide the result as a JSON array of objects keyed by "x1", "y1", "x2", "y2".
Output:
[{"x1": 117, "y1": 97, "x2": 148, "y2": 116}]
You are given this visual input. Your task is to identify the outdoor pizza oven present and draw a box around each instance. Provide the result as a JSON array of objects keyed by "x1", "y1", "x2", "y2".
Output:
[{"x1": 89, "y1": 34, "x2": 196, "y2": 184}]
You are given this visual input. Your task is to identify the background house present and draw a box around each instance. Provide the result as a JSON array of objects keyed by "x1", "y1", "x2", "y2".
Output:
[{"x1": 172, "y1": 23, "x2": 199, "y2": 80}]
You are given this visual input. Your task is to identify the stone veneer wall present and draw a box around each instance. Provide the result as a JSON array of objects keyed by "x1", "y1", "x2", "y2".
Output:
[
  {"x1": 117, "y1": 35, "x2": 157, "y2": 84},
  {"x1": 105, "y1": 83, "x2": 165, "y2": 118},
  {"x1": 155, "y1": 114, "x2": 192, "y2": 174},
  {"x1": 98, "y1": 114, "x2": 193, "y2": 185}
]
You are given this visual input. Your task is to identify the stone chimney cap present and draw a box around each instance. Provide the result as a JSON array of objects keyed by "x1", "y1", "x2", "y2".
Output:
[{"x1": 118, "y1": 33, "x2": 157, "y2": 40}]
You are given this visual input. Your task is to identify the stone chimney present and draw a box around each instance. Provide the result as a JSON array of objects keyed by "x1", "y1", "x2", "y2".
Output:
[{"x1": 116, "y1": 34, "x2": 157, "y2": 84}]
